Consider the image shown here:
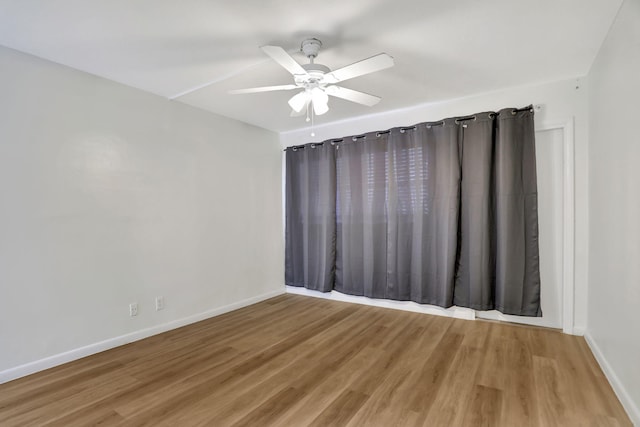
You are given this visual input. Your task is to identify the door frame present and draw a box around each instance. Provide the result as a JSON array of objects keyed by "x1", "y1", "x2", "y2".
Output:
[{"x1": 541, "y1": 119, "x2": 575, "y2": 335}]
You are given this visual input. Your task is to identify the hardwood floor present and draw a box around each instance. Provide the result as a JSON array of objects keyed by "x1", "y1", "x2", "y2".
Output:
[{"x1": 0, "y1": 294, "x2": 631, "y2": 426}]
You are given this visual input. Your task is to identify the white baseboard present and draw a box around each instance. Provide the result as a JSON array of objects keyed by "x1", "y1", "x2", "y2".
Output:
[
  {"x1": 285, "y1": 286, "x2": 475, "y2": 320},
  {"x1": 572, "y1": 326, "x2": 586, "y2": 336},
  {"x1": 584, "y1": 332, "x2": 640, "y2": 426},
  {"x1": 285, "y1": 287, "x2": 579, "y2": 335},
  {"x1": 0, "y1": 289, "x2": 285, "y2": 384}
]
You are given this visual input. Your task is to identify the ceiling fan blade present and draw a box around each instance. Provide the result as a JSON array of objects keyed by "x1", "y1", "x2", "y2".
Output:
[
  {"x1": 261, "y1": 45, "x2": 309, "y2": 76},
  {"x1": 229, "y1": 84, "x2": 298, "y2": 94},
  {"x1": 323, "y1": 53, "x2": 394, "y2": 84},
  {"x1": 325, "y1": 85, "x2": 381, "y2": 106}
]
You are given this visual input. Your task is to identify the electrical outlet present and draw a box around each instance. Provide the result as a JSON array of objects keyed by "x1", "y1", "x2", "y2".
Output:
[
  {"x1": 129, "y1": 303, "x2": 138, "y2": 317},
  {"x1": 155, "y1": 296, "x2": 164, "y2": 311}
]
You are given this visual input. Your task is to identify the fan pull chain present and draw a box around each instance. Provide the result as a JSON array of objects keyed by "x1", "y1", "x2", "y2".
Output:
[{"x1": 310, "y1": 105, "x2": 315, "y2": 137}]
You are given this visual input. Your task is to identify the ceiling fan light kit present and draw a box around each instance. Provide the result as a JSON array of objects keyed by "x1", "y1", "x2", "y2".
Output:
[{"x1": 229, "y1": 38, "x2": 394, "y2": 130}]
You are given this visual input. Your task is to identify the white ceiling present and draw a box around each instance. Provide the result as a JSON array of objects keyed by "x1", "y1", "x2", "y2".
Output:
[{"x1": 0, "y1": 0, "x2": 622, "y2": 133}]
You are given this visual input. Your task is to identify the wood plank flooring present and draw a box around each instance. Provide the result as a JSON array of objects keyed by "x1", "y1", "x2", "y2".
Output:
[{"x1": 0, "y1": 294, "x2": 631, "y2": 426}]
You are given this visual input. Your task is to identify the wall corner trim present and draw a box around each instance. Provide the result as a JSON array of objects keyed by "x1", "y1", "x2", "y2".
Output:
[
  {"x1": 0, "y1": 288, "x2": 285, "y2": 384},
  {"x1": 584, "y1": 332, "x2": 640, "y2": 426}
]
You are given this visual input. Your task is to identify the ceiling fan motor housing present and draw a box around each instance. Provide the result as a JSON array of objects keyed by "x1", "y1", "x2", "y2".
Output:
[{"x1": 301, "y1": 63, "x2": 330, "y2": 77}]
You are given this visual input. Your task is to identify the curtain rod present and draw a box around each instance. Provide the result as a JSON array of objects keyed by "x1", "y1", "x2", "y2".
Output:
[{"x1": 284, "y1": 105, "x2": 540, "y2": 151}]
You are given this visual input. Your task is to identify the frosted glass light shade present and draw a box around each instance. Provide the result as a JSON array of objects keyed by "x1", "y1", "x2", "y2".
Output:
[
  {"x1": 311, "y1": 87, "x2": 329, "y2": 115},
  {"x1": 288, "y1": 91, "x2": 309, "y2": 112}
]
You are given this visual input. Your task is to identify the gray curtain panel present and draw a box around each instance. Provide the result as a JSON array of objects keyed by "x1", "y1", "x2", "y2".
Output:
[
  {"x1": 285, "y1": 106, "x2": 541, "y2": 317},
  {"x1": 453, "y1": 109, "x2": 541, "y2": 316},
  {"x1": 285, "y1": 143, "x2": 336, "y2": 291},
  {"x1": 494, "y1": 109, "x2": 541, "y2": 316},
  {"x1": 335, "y1": 124, "x2": 461, "y2": 306},
  {"x1": 334, "y1": 134, "x2": 388, "y2": 298}
]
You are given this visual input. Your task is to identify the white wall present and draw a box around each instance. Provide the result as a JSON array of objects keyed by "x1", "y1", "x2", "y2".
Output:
[
  {"x1": 0, "y1": 46, "x2": 284, "y2": 377},
  {"x1": 281, "y1": 77, "x2": 589, "y2": 333},
  {"x1": 587, "y1": 0, "x2": 640, "y2": 423}
]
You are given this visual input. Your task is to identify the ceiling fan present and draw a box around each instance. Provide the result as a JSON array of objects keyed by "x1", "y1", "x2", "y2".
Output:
[{"x1": 229, "y1": 38, "x2": 394, "y2": 120}]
